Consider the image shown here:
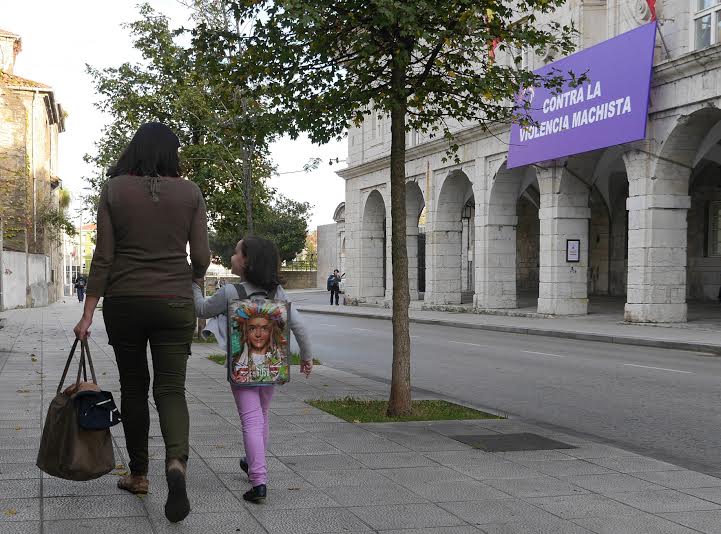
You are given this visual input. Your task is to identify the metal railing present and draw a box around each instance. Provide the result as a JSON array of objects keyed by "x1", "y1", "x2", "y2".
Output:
[{"x1": 282, "y1": 253, "x2": 317, "y2": 272}]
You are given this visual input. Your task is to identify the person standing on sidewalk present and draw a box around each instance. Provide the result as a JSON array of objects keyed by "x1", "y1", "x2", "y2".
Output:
[
  {"x1": 73, "y1": 122, "x2": 210, "y2": 523},
  {"x1": 327, "y1": 269, "x2": 342, "y2": 305},
  {"x1": 193, "y1": 236, "x2": 313, "y2": 503},
  {"x1": 74, "y1": 275, "x2": 86, "y2": 302}
]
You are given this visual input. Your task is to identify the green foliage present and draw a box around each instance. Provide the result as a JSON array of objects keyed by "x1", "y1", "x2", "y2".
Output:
[
  {"x1": 84, "y1": 3, "x2": 311, "y2": 262},
  {"x1": 214, "y1": 0, "x2": 580, "y2": 148}
]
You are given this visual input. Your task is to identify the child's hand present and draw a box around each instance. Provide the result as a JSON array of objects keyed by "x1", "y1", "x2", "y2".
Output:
[{"x1": 300, "y1": 360, "x2": 313, "y2": 378}]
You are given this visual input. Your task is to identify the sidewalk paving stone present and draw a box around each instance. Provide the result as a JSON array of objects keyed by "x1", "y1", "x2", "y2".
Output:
[
  {"x1": 659, "y1": 510, "x2": 721, "y2": 534},
  {"x1": 606, "y1": 488, "x2": 721, "y2": 513},
  {"x1": 4, "y1": 299, "x2": 721, "y2": 532}
]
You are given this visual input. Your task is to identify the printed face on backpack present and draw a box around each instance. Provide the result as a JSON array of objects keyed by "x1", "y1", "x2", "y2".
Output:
[{"x1": 247, "y1": 317, "x2": 272, "y2": 353}]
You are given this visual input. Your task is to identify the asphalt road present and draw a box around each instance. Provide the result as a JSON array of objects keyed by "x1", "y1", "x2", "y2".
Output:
[{"x1": 291, "y1": 297, "x2": 721, "y2": 475}]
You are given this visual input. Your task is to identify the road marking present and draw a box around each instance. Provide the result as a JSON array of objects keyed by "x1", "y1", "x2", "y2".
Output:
[
  {"x1": 450, "y1": 341, "x2": 485, "y2": 347},
  {"x1": 318, "y1": 323, "x2": 337, "y2": 327},
  {"x1": 352, "y1": 328, "x2": 374, "y2": 333},
  {"x1": 623, "y1": 363, "x2": 693, "y2": 374},
  {"x1": 522, "y1": 351, "x2": 566, "y2": 358}
]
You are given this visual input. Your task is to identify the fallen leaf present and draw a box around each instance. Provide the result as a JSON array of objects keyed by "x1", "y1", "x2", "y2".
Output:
[
  {"x1": 3, "y1": 509, "x2": 17, "y2": 517},
  {"x1": 288, "y1": 487, "x2": 301, "y2": 491},
  {"x1": 215, "y1": 444, "x2": 225, "y2": 448},
  {"x1": 352, "y1": 419, "x2": 361, "y2": 424},
  {"x1": 15, "y1": 426, "x2": 22, "y2": 431},
  {"x1": 112, "y1": 469, "x2": 129, "y2": 476},
  {"x1": 30, "y1": 357, "x2": 37, "y2": 362},
  {"x1": 115, "y1": 464, "x2": 125, "y2": 469}
]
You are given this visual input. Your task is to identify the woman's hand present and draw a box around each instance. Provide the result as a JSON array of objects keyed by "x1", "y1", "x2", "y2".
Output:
[
  {"x1": 300, "y1": 360, "x2": 313, "y2": 378},
  {"x1": 73, "y1": 296, "x2": 100, "y2": 340},
  {"x1": 73, "y1": 316, "x2": 93, "y2": 340}
]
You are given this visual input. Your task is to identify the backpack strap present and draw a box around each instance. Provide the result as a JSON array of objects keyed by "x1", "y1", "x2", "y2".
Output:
[{"x1": 234, "y1": 282, "x2": 277, "y2": 300}]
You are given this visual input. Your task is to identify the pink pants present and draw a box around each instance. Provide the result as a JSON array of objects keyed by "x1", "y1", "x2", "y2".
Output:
[{"x1": 232, "y1": 385, "x2": 274, "y2": 486}]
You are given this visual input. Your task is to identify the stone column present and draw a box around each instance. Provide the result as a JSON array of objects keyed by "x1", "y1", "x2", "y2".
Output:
[
  {"x1": 425, "y1": 218, "x2": 463, "y2": 305},
  {"x1": 406, "y1": 217, "x2": 419, "y2": 301},
  {"x1": 537, "y1": 165, "x2": 590, "y2": 315},
  {"x1": 623, "y1": 151, "x2": 690, "y2": 323}
]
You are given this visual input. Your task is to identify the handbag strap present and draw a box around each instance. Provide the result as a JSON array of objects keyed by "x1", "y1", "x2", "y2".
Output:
[
  {"x1": 56, "y1": 338, "x2": 98, "y2": 395},
  {"x1": 56, "y1": 338, "x2": 80, "y2": 394},
  {"x1": 82, "y1": 340, "x2": 98, "y2": 384}
]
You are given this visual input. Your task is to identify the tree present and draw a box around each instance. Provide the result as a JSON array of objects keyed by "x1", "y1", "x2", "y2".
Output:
[
  {"x1": 84, "y1": 4, "x2": 311, "y2": 261},
  {"x1": 219, "y1": 0, "x2": 580, "y2": 415}
]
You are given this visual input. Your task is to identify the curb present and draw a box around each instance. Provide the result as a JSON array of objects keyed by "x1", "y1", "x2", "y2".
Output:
[{"x1": 298, "y1": 307, "x2": 721, "y2": 356}]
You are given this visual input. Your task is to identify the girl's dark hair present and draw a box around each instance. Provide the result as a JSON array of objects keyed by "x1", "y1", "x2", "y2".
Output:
[
  {"x1": 107, "y1": 122, "x2": 181, "y2": 178},
  {"x1": 241, "y1": 236, "x2": 284, "y2": 292}
]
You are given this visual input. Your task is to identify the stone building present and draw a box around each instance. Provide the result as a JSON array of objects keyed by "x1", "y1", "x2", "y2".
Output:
[
  {"x1": 0, "y1": 29, "x2": 66, "y2": 307},
  {"x1": 338, "y1": 1, "x2": 721, "y2": 323}
]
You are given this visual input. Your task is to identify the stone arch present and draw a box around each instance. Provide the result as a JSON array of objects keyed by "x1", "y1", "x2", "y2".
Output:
[
  {"x1": 654, "y1": 107, "x2": 721, "y2": 194},
  {"x1": 360, "y1": 190, "x2": 386, "y2": 298},
  {"x1": 427, "y1": 169, "x2": 474, "y2": 304},
  {"x1": 684, "y1": 111, "x2": 721, "y2": 301},
  {"x1": 479, "y1": 163, "x2": 538, "y2": 309},
  {"x1": 405, "y1": 181, "x2": 426, "y2": 300}
]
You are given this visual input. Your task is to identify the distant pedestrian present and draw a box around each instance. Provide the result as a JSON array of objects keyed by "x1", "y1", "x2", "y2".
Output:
[
  {"x1": 73, "y1": 122, "x2": 210, "y2": 523},
  {"x1": 193, "y1": 236, "x2": 313, "y2": 504},
  {"x1": 74, "y1": 276, "x2": 86, "y2": 302},
  {"x1": 327, "y1": 269, "x2": 342, "y2": 305}
]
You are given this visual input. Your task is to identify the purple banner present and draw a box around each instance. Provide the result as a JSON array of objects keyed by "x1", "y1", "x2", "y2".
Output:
[{"x1": 507, "y1": 22, "x2": 656, "y2": 169}]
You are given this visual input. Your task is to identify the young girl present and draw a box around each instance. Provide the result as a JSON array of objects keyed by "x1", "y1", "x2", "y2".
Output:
[{"x1": 193, "y1": 236, "x2": 312, "y2": 503}]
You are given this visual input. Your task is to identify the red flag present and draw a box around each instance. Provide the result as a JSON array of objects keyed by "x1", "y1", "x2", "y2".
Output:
[
  {"x1": 489, "y1": 38, "x2": 501, "y2": 62},
  {"x1": 647, "y1": 0, "x2": 656, "y2": 21}
]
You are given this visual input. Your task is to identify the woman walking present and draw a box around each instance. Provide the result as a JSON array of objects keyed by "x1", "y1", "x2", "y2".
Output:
[{"x1": 73, "y1": 122, "x2": 210, "y2": 523}]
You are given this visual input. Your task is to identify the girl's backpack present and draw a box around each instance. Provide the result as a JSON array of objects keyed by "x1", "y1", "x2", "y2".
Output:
[{"x1": 226, "y1": 283, "x2": 291, "y2": 387}]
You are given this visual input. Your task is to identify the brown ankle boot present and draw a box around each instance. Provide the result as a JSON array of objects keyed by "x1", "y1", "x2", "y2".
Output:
[
  {"x1": 117, "y1": 474, "x2": 149, "y2": 494},
  {"x1": 165, "y1": 458, "x2": 190, "y2": 522}
]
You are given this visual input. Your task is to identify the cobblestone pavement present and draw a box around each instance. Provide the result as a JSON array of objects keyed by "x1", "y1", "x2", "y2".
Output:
[{"x1": 2, "y1": 299, "x2": 721, "y2": 533}]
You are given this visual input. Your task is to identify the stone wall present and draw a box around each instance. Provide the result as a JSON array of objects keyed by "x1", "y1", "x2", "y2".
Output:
[
  {"x1": 316, "y1": 223, "x2": 338, "y2": 288},
  {"x1": 1, "y1": 250, "x2": 51, "y2": 309},
  {"x1": 516, "y1": 196, "x2": 539, "y2": 291},
  {"x1": 687, "y1": 168, "x2": 721, "y2": 300},
  {"x1": 281, "y1": 271, "x2": 318, "y2": 290}
]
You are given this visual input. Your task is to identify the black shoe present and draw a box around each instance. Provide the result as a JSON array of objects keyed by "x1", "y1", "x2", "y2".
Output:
[
  {"x1": 239, "y1": 457, "x2": 249, "y2": 475},
  {"x1": 165, "y1": 459, "x2": 190, "y2": 523},
  {"x1": 243, "y1": 484, "x2": 266, "y2": 503}
]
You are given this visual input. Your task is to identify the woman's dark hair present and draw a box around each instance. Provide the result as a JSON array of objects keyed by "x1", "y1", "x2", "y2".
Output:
[
  {"x1": 241, "y1": 236, "x2": 284, "y2": 292},
  {"x1": 107, "y1": 122, "x2": 181, "y2": 178}
]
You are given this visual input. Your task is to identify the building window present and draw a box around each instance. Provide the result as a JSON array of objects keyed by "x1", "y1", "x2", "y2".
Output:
[
  {"x1": 694, "y1": 0, "x2": 721, "y2": 50},
  {"x1": 708, "y1": 201, "x2": 721, "y2": 256}
]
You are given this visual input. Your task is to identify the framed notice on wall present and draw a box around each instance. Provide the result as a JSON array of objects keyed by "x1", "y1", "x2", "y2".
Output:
[{"x1": 566, "y1": 240, "x2": 580, "y2": 263}]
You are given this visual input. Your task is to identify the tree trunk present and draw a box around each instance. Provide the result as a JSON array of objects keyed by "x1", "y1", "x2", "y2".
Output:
[
  {"x1": 386, "y1": 53, "x2": 412, "y2": 417},
  {"x1": 243, "y1": 142, "x2": 254, "y2": 236}
]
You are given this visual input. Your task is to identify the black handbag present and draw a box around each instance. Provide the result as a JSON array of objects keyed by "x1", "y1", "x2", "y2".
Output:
[{"x1": 73, "y1": 341, "x2": 121, "y2": 430}]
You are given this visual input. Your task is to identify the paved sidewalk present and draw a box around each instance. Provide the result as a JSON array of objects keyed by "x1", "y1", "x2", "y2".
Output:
[
  {"x1": 3, "y1": 301, "x2": 721, "y2": 533},
  {"x1": 297, "y1": 304, "x2": 721, "y2": 355}
]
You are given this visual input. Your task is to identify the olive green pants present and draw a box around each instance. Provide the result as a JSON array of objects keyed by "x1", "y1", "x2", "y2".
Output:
[{"x1": 103, "y1": 297, "x2": 195, "y2": 475}]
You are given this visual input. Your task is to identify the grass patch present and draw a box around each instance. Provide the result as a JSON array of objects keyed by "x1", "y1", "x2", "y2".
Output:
[
  {"x1": 207, "y1": 354, "x2": 226, "y2": 365},
  {"x1": 194, "y1": 334, "x2": 218, "y2": 344},
  {"x1": 307, "y1": 397, "x2": 502, "y2": 423},
  {"x1": 289, "y1": 352, "x2": 321, "y2": 365},
  {"x1": 207, "y1": 352, "x2": 320, "y2": 366}
]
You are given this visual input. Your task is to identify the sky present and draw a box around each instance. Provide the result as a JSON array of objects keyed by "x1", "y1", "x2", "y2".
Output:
[{"x1": 3, "y1": 1, "x2": 347, "y2": 230}]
